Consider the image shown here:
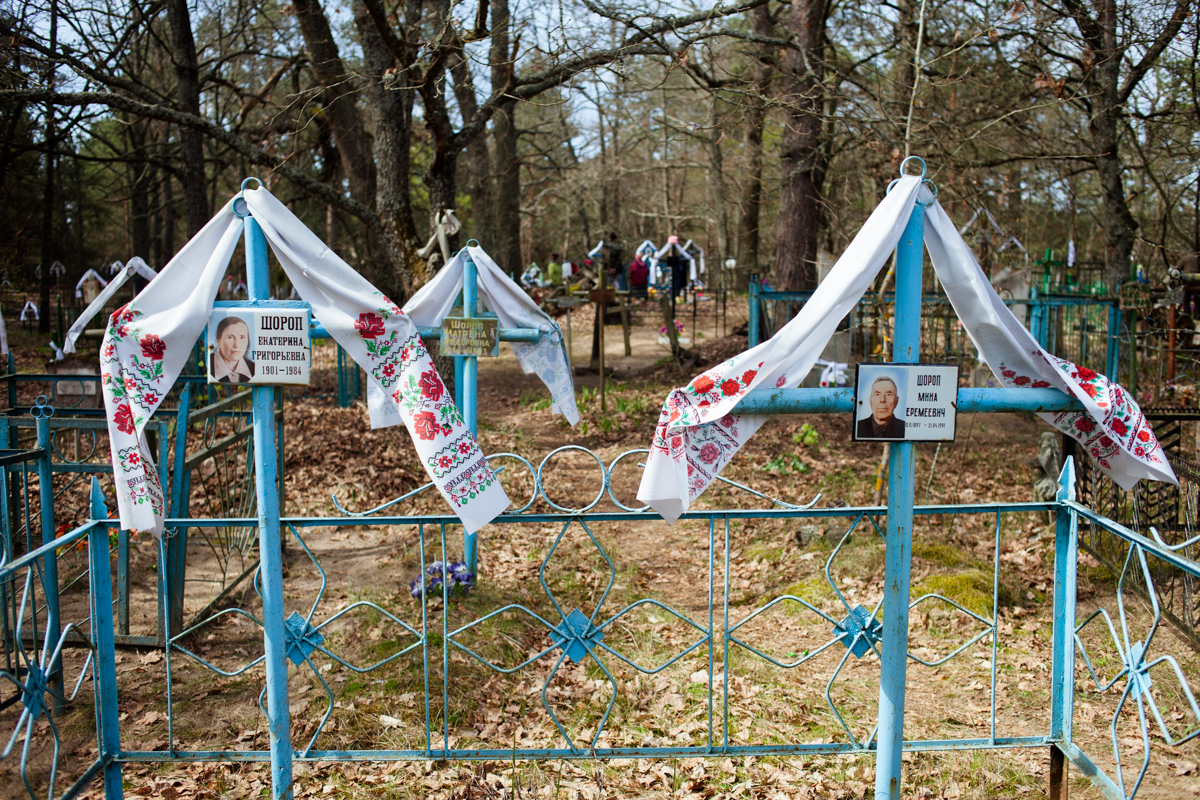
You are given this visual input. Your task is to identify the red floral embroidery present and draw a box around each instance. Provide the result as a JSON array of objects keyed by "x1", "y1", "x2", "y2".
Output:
[
  {"x1": 419, "y1": 371, "x2": 443, "y2": 401},
  {"x1": 693, "y1": 375, "x2": 715, "y2": 395},
  {"x1": 698, "y1": 443, "x2": 720, "y2": 464},
  {"x1": 1112, "y1": 419, "x2": 1128, "y2": 436},
  {"x1": 143, "y1": 392, "x2": 160, "y2": 406},
  {"x1": 1031, "y1": 380, "x2": 1050, "y2": 388},
  {"x1": 1074, "y1": 417, "x2": 1095, "y2": 433},
  {"x1": 720, "y1": 417, "x2": 736, "y2": 429},
  {"x1": 413, "y1": 411, "x2": 441, "y2": 441},
  {"x1": 139, "y1": 334, "x2": 165, "y2": 360},
  {"x1": 1081, "y1": 384, "x2": 1097, "y2": 398},
  {"x1": 127, "y1": 452, "x2": 140, "y2": 467},
  {"x1": 382, "y1": 363, "x2": 395, "y2": 378},
  {"x1": 1075, "y1": 367, "x2": 1097, "y2": 382},
  {"x1": 1137, "y1": 430, "x2": 1151, "y2": 443},
  {"x1": 458, "y1": 441, "x2": 472, "y2": 455},
  {"x1": 113, "y1": 404, "x2": 135, "y2": 435},
  {"x1": 670, "y1": 436, "x2": 683, "y2": 449},
  {"x1": 438, "y1": 455, "x2": 453, "y2": 469},
  {"x1": 775, "y1": 375, "x2": 787, "y2": 388},
  {"x1": 1099, "y1": 436, "x2": 1114, "y2": 448},
  {"x1": 1013, "y1": 376, "x2": 1030, "y2": 386},
  {"x1": 720, "y1": 379, "x2": 740, "y2": 396},
  {"x1": 1001, "y1": 369, "x2": 1016, "y2": 378},
  {"x1": 355, "y1": 312, "x2": 385, "y2": 339},
  {"x1": 741, "y1": 369, "x2": 757, "y2": 385}
]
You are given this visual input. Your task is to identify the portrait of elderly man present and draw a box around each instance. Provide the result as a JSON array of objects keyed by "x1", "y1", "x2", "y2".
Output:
[
  {"x1": 210, "y1": 315, "x2": 255, "y2": 383},
  {"x1": 856, "y1": 374, "x2": 906, "y2": 440}
]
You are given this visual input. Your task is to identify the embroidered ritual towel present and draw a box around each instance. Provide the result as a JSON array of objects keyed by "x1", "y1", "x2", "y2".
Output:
[
  {"x1": 635, "y1": 176, "x2": 926, "y2": 522},
  {"x1": 101, "y1": 201, "x2": 244, "y2": 533},
  {"x1": 397, "y1": 245, "x2": 579, "y2": 428},
  {"x1": 66, "y1": 258, "x2": 158, "y2": 354},
  {"x1": 637, "y1": 176, "x2": 1174, "y2": 521},
  {"x1": 241, "y1": 188, "x2": 509, "y2": 532},
  {"x1": 103, "y1": 186, "x2": 509, "y2": 537},
  {"x1": 922, "y1": 201, "x2": 1175, "y2": 488}
]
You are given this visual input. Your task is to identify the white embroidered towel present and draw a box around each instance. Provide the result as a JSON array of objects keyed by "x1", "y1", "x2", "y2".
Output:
[
  {"x1": 637, "y1": 176, "x2": 1174, "y2": 521},
  {"x1": 635, "y1": 176, "x2": 925, "y2": 522},
  {"x1": 103, "y1": 187, "x2": 509, "y2": 537},
  {"x1": 399, "y1": 245, "x2": 579, "y2": 427},
  {"x1": 922, "y1": 200, "x2": 1175, "y2": 488},
  {"x1": 66, "y1": 258, "x2": 158, "y2": 354}
]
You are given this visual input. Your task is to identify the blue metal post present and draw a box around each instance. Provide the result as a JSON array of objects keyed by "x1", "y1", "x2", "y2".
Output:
[
  {"x1": 89, "y1": 479, "x2": 123, "y2": 800},
  {"x1": 165, "y1": 384, "x2": 192, "y2": 639},
  {"x1": 1050, "y1": 458, "x2": 1078, "y2": 750},
  {"x1": 1106, "y1": 302, "x2": 1120, "y2": 379},
  {"x1": 461, "y1": 250, "x2": 479, "y2": 576},
  {"x1": 874, "y1": 197, "x2": 925, "y2": 800},
  {"x1": 34, "y1": 406, "x2": 61, "y2": 708},
  {"x1": 748, "y1": 275, "x2": 760, "y2": 347},
  {"x1": 243, "y1": 210, "x2": 294, "y2": 799}
]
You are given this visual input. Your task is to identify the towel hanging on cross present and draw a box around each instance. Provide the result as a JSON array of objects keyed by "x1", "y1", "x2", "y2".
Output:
[
  {"x1": 101, "y1": 185, "x2": 510, "y2": 537},
  {"x1": 637, "y1": 174, "x2": 1176, "y2": 523}
]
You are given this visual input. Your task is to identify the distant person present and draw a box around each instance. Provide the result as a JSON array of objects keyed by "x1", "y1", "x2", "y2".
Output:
[
  {"x1": 629, "y1": 254, "x2": 649, "y2": 298},
  {"x1": 856, "y1": 376, "x2": 905, "y2": 439},
  {"x1": 603, "y1": 233, "x2": 625, "y2": 289},
  {"x1": 545, "y1": 253, "x2": 562, "y2": 286},
  {"x1": 211, "y1": 316, "x2": 255, "y2": 383}
]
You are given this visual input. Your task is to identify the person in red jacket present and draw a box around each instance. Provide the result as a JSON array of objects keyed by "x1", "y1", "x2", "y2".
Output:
[{"x1": 628, "y1": 254, "x2": 649, "y2": 298}]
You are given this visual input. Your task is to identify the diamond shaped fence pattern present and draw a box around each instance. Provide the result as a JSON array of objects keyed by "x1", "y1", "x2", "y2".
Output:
[{"x1": 3, "y1": 452, "x2": 1200, "y2": 800}]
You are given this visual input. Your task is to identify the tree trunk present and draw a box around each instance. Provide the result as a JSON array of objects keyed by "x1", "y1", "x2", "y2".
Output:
[
  {"x1": 128, "y1": 122, "x2": 152, "y2": 258},
  {"x1": 165, "y1": 0, "x2": 209, "y2": 236},
  {"x1": 353, "y1": 0, "x2": 420, "y2": 297},
  {"x1": 774, "y1": 0, "x2": 828, "y2": 292},
  {"x1": 39, "y1": 107, "x2": 53, "y2": 335},
  {"x1": 450, "y1": 54, "x2": 496, "y2": 252},
  {"x1": 293, "y1": 0, "x2": 377, "y2": 210},
  {"x1": 706, "y1": 95, "x2": 731, "y2": 262},
  {"x1": 490, "y1": 0, "x2": 522, "y2": 277},
  {"x1": 736, "y1": 6, "x2": 773, "y2": 273}
]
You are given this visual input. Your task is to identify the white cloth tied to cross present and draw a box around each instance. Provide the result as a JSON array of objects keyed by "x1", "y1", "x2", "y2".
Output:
[
  {"x1": 66, "y1": 258, "x2": 159, "y2": 354},
  {"x1": 378, "y1": 246, "x2": 578, "y2": 428},
  {"x1": 102, "y1": 186, "x2": 509, "y2": 537},
  {"x1": 637, "y1": 175, "x2": 1176, "y2": 523}
]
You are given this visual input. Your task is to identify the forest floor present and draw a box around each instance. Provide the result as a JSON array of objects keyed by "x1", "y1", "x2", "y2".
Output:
[{"x1": 2, "y1": 296, "x2": 1199, "y2": 799}]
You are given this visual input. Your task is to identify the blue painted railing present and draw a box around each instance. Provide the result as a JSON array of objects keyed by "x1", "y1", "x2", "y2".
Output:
[
  {"x1": 748, "y1": 280, "x2": 1122, "y2": 381},
  {"x1": 2, "y1": 162, "x2": 1194, "y2": 800}
]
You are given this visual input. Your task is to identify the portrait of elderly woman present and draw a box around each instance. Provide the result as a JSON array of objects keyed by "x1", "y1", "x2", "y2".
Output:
[{"x1": 210, "y1": 315, "x2": 255, "y2": 383}]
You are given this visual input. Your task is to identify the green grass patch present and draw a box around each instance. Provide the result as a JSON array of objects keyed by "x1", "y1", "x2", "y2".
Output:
[{"x1": 911, "y1": 569, "x2": 1013, "y2": 617}]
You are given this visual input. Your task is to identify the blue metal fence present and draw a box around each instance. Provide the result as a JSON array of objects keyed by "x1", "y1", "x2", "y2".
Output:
[
  {"x1": 748, "y1": 280, "x2": 1122, "y2": 381},
  {"x1": 2, "y1": 163, "x2": 1196, "y2": 800}
]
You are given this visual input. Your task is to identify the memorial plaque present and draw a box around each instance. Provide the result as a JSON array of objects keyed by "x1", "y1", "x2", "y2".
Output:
[
  {"x1": 208, "y1": 307, "x2": 311, "y2": 386},
  {"x1": 555, "y1": 296, "x2": 583, "y2": 308},
  {"x1": 441, "y1": 316, "x2": 499, "y2": 357},
  {"x1": 589, "y1": 288, "x2": 617, "y2": 304},
  {"x1": 852, "y1": 363, "x2": 959, "y2": 442}
]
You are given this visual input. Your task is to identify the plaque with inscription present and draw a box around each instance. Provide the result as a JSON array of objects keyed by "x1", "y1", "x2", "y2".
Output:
[
  {"x1": 440, "y1": 316, "x2": 500, "y2": 357},
  {"x1": 852, "y1": 363, "x2": 959, "y2": 442},
  {"x1": 207, "y1": 307, "x2": 311, "y2": 386}
]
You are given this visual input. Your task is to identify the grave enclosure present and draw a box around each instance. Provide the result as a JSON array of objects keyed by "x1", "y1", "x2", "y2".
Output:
[{"x1": 0, "y1": 161, "x2": 1198, "y2": 800}]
